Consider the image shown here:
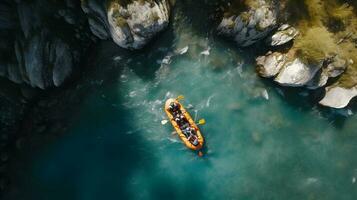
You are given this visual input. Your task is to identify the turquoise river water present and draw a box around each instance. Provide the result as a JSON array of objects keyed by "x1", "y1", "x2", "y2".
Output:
[{"x1": 4, "y1": 2, "x2": 357, "y2": 200}]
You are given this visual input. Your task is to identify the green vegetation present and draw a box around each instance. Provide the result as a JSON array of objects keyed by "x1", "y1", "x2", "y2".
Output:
[{"x1": 286, "y1": 0, "x2": 357, "y2": 88}]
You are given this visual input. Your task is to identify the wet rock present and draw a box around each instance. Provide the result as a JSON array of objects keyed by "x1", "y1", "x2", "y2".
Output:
[
  {"x1": 319, "y1": 86, "x2": 357, "y2": 109},
  {"x1": 256, "y1": 51, "x2": 287, "y2": 78},
  {"x1": 108, "y1": 0, "x2": 170, "y2": 49},
  {"x1": 217, "y1": 0, "x2": 278, "y2": 47},
  {"x1": 306, "y1": 69, "x2": 329, "y2": 89},
  {"x1": 82, "y1": 0, "x2": 171, "y2": 49},
  {"x1": 0, "y1": 0, "x2": 92, "y2": 89},
  {"x1": 81, "y1": 0, "x2": 110, "y2": 40},
  {"x1": 266, "y1": 24, "x2": 299, "y2": 46},
  {"x1": 274, "y1": 58, "x2": 320, "y2": 87}
]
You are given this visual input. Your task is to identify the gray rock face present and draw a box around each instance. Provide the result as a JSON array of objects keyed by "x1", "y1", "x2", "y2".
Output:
[
  {"x1": 256, "y1": 50, "x2": 350, "y2": 108},
  {"x1": 266, "y1": 24, "x2": 299, "y2": 46},
  {"x1": 256, "y1": 51, "x2": 287, "y2": 77},
  {"x1": 82, "y1": 0, "x2": 170, "y2": 49},
  {"x1": 217, "y1": 0, "x2": 278, "y2": 47},
  {"x1": 307, "y1": 55, "x2": 348, "y2": 89},
  {"x1": 0, "y1": 0, "x2": 92, "y2": 89},
  {"x1": 108, "y1": 0, "x2": 170, "y2": 49},
  {"x1": 319, "y1": 86, "x2": 357, "y2": 108},
  {"x1": 274, "y1": 58, "x2": 320, "y2": 87},
  {"x1": 81, "y1": 0, "x2": 110, "y2": 40}
]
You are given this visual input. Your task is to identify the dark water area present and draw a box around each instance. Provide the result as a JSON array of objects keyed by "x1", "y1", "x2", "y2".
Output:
[{"x1": 3, "y1": 1, "x2": 357, "y2": 200}]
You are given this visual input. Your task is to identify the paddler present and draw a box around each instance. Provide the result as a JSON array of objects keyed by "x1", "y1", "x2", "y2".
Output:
[
  {"x1": 188, "y1": 133, "x2": 199, "y2": 146},
  {"x1": 168, "y1": 102, "x2": 180, "y2": 113}
]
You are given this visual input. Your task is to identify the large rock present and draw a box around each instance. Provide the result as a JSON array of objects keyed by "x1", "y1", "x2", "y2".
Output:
[
  {"x1": 81, "y1": 0, "x2": 110, "y2": 40},
  {"x1": 274, "y1": 58, "x2": 320, "y2": 87},
  {"x1": 217, "y1": 0, "x2": 278, "y2": 47},
  {"x1": 266, "y1": 24, "x2": 299, "y2": 46},
  {"x1": 82, "y1": 0, "x2": 170, "y2": 49},
  {"x1": 319, "y1": 86, "x2": 357, "y2": 108},
  {"x1": 0, "y1": 0, "x2": 92, "y2": 89},
  {"x1": 256, "y1": 51, "x2": 287, "y2": 77},
  {"x1": 307, "y1": 55, "x2": 347, "y2": 89}
]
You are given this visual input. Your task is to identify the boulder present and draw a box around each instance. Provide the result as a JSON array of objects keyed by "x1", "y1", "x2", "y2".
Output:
[
  {"x1": 307, "y1": 55, "x2": 347, "y2": 89},
  {"x1": 306, "y1": 69, "x2": 329, "y2": 89},
  {"x1": 256, "y1": 51, "x2": 286, "y2": 77},
  {"x1": 0, "y1": 0, "x2": 92, "y2": 89},
  {"x1": 319, "y1": 86, "x2": 357, "y2": 108},
  {"x1": 266, "y1": 24, "x2": 299, "y2": 46},
  {"x1": 81, "y1": 0, "x2": 110, "y2": 40},
  {"x1": 274, "y1": 58, "x2": 320, "y2": 87},
  {"x1": 8, "y1": 30, "x2": 78, "y2": 89},
  {"x1": 217, "y1": 0, "x2": 278, "y2": 47},
  {"x1": 82, "y1": 0, "x2": 170, "y2": 49}
]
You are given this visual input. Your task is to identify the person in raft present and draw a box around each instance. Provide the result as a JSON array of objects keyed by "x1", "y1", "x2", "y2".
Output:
[
  {"x1": 169, "y1": 102, "x2": 180, "y2": 112},
  {"x1": 188, "y1": 132, "x2": 198, "y2": 146},
  {"x1": 184, "y1": 127, "x2": 198, "y2": 146}
]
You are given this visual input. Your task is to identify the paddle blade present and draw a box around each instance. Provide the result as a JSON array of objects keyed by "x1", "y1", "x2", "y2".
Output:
[
  {"x1": 198, "y1": 119, "x2": 206, "y2": 125},
  {"x1": 176, "y1": 95, "x2": 185, "y2": 101},
  {"x1": 161, "y1": 120, "x2": 168, "y2": 125}
]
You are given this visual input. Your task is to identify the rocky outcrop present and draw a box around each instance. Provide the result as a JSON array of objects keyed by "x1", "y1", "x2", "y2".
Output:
[
  {"x1": 307, "y1": 55, "x2": 347, "y2": 89},
  {"x1": 257, "y1": 50, "x2": 348, "y2": 88},
  {"x1": 82, "y1": 0, "x2": 171, "y2": 49},
  {"x1": 274, "y1": 58, "x2": 321, "y2": 87},
  {"x1": 0, "y1": 0, "x2": 171, "y2": 89},
  {"x1": 256, "y1": 48, "x2": 351, "y2": 108},
  {"x1": 266, "y1": 24, "x2": 299, "y2": 46},
  {"x1": 319, "y1": 86, "x2": 357, "y2": 108},
  {"x1": 0, "y1": 0, "x2": 92, "y2": 89},
  {"x1": 217, "y1": 0, "x2": 278, "y2": 47},
  {"x1": 256, "y1": 51, "x2": 286, "y2": 78}
]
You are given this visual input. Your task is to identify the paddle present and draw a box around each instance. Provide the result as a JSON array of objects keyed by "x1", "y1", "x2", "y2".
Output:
[
  {"x1": 176, "y1": 95, "x2": 185, "y2": 101},
  {"x1": 197, "y1": 119, "x2": 206, "y2": 125},
  {"x1": 161, "y1": 119, "x2": 168, "y2": 125}
]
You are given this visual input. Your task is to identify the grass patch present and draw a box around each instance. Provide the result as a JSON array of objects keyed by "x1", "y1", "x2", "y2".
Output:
[{"x1": 285, "y1": 0, "x2": 357, "y2": 88}]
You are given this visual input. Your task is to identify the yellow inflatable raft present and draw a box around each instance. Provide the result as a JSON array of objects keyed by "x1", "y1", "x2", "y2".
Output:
[{"x1": 164, "y1": 98, "x2": 204, "y2": 151}]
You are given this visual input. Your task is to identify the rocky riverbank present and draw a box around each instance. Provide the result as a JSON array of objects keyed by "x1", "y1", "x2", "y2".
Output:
[
  {"x1": 1, "y1": 0, "x2": 357, "y2": 197},
  {"x1": 0, "y1": 0, "x2": 171, "y2": 89},
  {"x1": 0, "y1": 0, "x2": 172, "y2": 196},
  {"x1": 217, "y1": 0, "x2": 357, "y2": 109}
]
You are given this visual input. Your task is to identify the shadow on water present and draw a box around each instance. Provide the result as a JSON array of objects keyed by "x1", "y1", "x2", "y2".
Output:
[
  {"x1": 4, "y1": 35, "x2": 209, "y2": 199},
  {"x1": 5, "y1": 92, "x2": 152, "y2": 199}
]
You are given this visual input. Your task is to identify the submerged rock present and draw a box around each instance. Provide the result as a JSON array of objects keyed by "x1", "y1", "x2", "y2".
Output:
[
  {"x1": 266, "y1": 24, "x2": 299, "y2": 46},
  {"x1": 319, "y1": 86, "x2": 357, "y2": 109},
  {"x1": 217, "y1": 0, "x2": 278, "y2": 47}
]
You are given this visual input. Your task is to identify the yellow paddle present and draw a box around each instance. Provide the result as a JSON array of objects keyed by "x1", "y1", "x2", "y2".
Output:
[
  {"x1": 197, "y1": 119, "x2": 206, "y2": 125},
  {"x1": 176, "y1": 95, "x2": 185, "y2": 101}
]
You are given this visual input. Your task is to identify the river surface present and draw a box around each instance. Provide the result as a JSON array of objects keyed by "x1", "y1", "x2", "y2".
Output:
[{"x1": 4, "y1": 2, "x2": 357, "y2": 200}]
